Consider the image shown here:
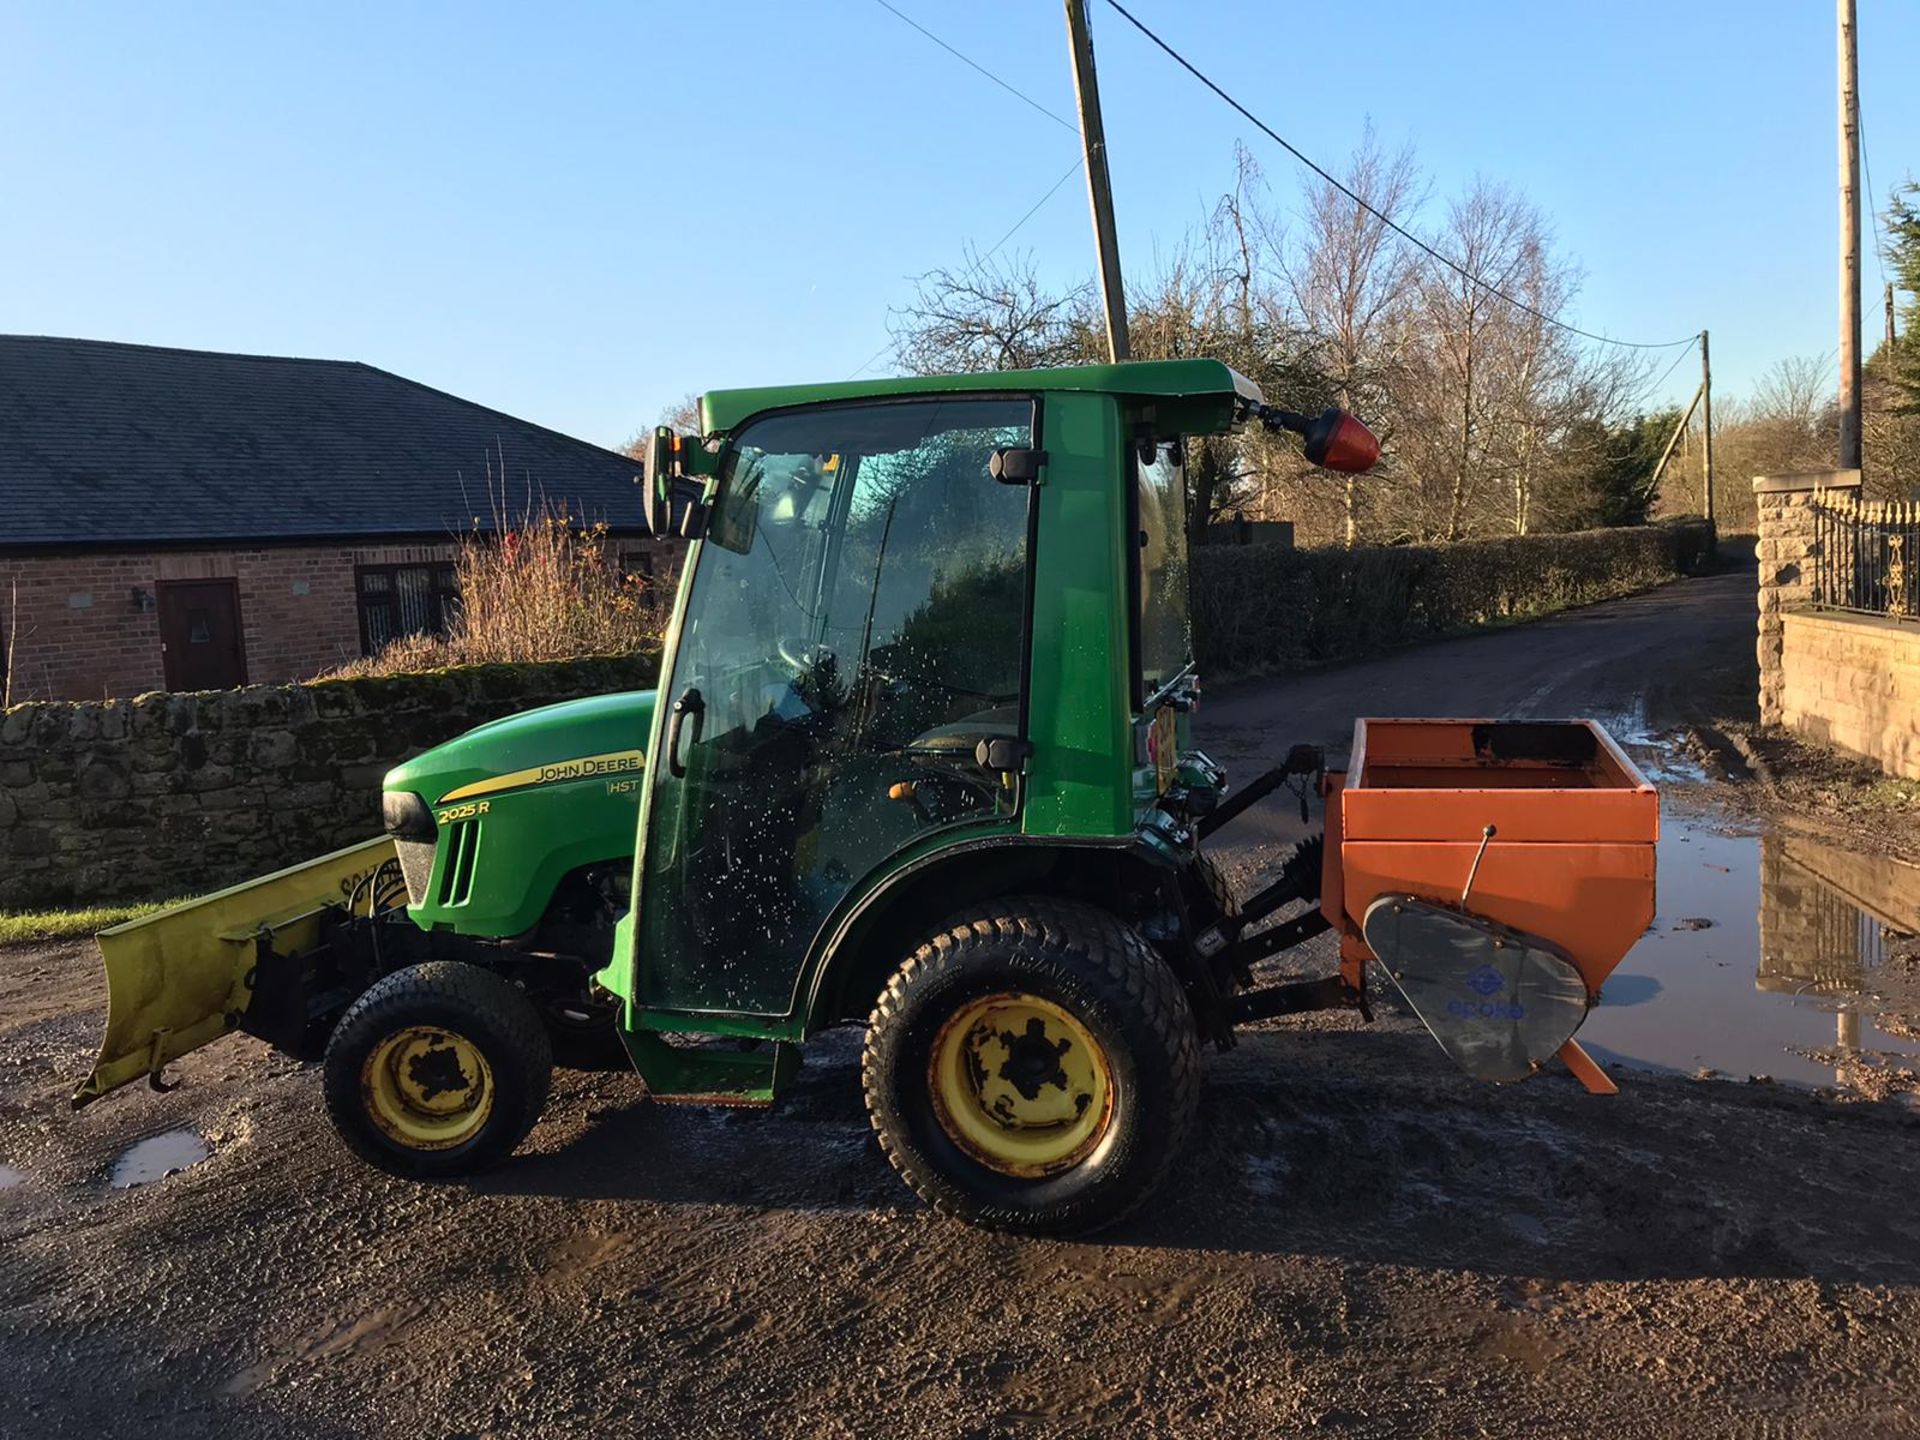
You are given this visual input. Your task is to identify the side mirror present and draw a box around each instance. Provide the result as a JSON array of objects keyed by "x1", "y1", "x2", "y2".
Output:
[
  {"x1": 642, "y1": 426, "x2": 713, "y2": 539},
  {"x1": 642, "y1": 426, "x2": 678, "y2": 535},
  {"x1": 1298, "y1": 409, "x2": 1380, "y2": 474}
]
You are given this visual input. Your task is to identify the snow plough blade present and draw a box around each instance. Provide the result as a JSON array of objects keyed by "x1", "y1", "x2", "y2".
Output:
[{"x1": 72, "y1": 837, "x2": 396, "y2": 1108}]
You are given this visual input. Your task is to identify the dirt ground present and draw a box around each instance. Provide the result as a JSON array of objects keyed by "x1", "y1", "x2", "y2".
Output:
[{"x1": 5, "y1": 570, "x2": 1919, "y2": 1438}]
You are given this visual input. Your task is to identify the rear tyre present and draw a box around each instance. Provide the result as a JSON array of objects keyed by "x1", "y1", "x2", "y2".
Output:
[
  {"x1": 323, "y1": 961, "x2": 553, "y2": 1179},
  {"x1": 862, "y1": 896, "x2": 1199, "y2": 1237}
]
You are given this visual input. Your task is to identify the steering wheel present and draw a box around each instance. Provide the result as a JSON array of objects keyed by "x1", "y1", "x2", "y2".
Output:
[{"x1": 776, "y1": 636, "x2": 833, "y2": 675}]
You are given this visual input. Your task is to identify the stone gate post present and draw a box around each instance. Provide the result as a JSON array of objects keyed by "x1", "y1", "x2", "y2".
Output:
[{"x1": 1754, "y1": 469, "x2": 1860, "y2": 726}]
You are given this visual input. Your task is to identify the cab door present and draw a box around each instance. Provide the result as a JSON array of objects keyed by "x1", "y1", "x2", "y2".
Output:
[{"x1": 632, "y1": 397, "x2": 1036, "y2": 1016}]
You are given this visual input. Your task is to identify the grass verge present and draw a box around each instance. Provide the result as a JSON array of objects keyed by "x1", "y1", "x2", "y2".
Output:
[{"x1": 0, "y1": 899, "x2": 185, "y2": 945}]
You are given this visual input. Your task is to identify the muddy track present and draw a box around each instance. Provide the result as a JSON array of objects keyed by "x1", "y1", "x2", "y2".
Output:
[
  {"x1": 4, "y1": 947, "x2": 1918, "y2": 1438},
  {"x1": 5, "y1": 572, "x2": 1919, "y2": 1438}
]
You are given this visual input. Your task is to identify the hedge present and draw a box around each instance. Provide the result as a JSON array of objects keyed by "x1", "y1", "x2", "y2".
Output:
[{"x1": 1190, "y1": 519, "x2": 1714, "y2": 679}]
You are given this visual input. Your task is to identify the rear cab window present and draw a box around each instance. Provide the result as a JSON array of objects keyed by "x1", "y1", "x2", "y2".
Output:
[{"x1": 1136, "y1": 438, "x2": 1192, "y2": 701}]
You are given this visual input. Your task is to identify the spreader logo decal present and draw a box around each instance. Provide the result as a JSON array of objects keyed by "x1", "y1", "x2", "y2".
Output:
[
  {"x1": 1466, "y1": 964, "x2": 1505, "y2": 997},
  {"x1": 1454, "y1": 964, "x2": 1521, "y2": 1020}
]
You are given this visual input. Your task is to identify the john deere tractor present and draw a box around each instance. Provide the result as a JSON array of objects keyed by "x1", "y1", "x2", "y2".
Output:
[{"x1": 78, "y1": 359, "x2": 1657, "y2": 1236}]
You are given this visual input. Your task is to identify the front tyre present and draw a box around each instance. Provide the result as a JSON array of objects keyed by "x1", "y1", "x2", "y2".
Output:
[
  {"x1": 862, "y1": 897, "x2": 1199, "y2": 1237},
  {"x1": 323, "y1": 962, "x2": 553, "y2": 1179}
]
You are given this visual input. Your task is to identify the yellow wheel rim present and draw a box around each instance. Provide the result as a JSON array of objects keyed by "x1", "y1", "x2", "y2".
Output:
[
  {"x1": 361, "y1": 1025, "x2": 494, "y2": 1151},
  {"x1": 928, "y1": 992, "x2": 1114, "y2": 1178}
]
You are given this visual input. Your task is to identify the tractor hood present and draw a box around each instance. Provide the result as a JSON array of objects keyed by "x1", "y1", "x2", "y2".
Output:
[{"x1": 385, "y1": 690, "x2": 658, "y2": 809}]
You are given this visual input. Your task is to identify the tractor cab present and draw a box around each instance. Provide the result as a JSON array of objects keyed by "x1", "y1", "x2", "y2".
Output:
[{"x1": 604, "y1": 363, "x2": 1269, "y2": 1033}]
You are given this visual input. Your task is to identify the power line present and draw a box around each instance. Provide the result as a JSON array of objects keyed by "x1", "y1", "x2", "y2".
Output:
[
  {"x1": 846, "y1": 338, "x2": 895, "y2": 382},
  {"x1": 983, "y1": 156, "x2": 1085, "y2": 258},
  {"x1": 863, "y1": 2, "x2": 1083, "y2": 265},
  {"x1": 1860, "y1": 107, "x2": 1889, "y2": 289},
  {"x1": 845, "y1": 156, "x2": 1087, "y2": 380},
  {"x1": 852, "y1": 1, "x2": 1085, "y2": 380},
  {"x1": 871, "y1": 0, "x2": 1078, "y2": 135},
  {"x1": 1098, "y1": 0, "x2": 1702, "y2": 352},
  {"x1": 1648, "y1": 342, "x2": 1696, "y2": 399}
]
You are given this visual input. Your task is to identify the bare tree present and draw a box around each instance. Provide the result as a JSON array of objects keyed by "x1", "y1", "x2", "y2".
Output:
[
  {"x1": 890, "y1": 249, "x2": 1097, "y2": 376},
  {"x1": 1477, "y1": 232, "x2": 1618, "y2": 535},
  {"x1": 1133, "y1": 158, "x2": 1335, "y2": 545},
  {"x1": 622, "y1": 393, "x2": 705, "y2": 459},
  {"x1": 1702, "y1": 355, "x2": 1844, "y2": 528},
  {"x1": 1284, "y1": 125, "x2": 1421, "y2": 544},
  {"x1": 877, "y1": 143, "x2": 1681, "y2": 547},
  {"x1": 1753, "y1": 355, "x2": 1834, "y2": 436},
  {"x1": 1395, "y1": 181, "x2": 1557, "y2": 540}
]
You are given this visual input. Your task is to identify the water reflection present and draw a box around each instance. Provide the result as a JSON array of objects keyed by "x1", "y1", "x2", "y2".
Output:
[
  {"x1": 1578, "y1": 809, "x2": 1920, "y2": 1091},
  {"x1": 1759, "y1": 833, "x2": 1915, "y2": 993},
  {"x1": 1757, "y1": 832, "x2": 1919, "y2": 1086}
]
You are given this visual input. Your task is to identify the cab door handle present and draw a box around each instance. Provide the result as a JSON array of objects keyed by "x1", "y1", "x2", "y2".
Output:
[{"x1": 667, "y1": 687, "x2": 705, "y2": 778}]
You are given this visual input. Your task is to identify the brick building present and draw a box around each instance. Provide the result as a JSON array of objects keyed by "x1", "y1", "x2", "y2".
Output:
[{"x1": 0, "y1": 336, "x2": 668, "y2": 701}]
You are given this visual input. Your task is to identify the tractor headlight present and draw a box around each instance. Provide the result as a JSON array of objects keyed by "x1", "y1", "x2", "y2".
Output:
[
  {"x1": 382, "y1": 791, "x2": 438, "y2": 909},
  {"x1": 381, "y1": 790, "x2": 435, "y2": 841}
]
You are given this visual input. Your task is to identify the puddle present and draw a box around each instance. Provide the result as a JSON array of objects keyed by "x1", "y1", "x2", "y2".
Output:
[
  {"x1": 0, "y1": 1164, "x2": 24, "y2": 1191},
  {"x1": 1579, "y1": 806, "x2": 1920, "y2": 1090},
  {"x1": 1587, "y1": 707, "x2": 1710, "y2": 786},
  {"x1": 108, "y1": 1130, "x2": 211, "y2": 1189}
]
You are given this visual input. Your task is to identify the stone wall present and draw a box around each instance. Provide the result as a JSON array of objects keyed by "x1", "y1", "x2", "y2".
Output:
[
  {"x1": 1779, "y1": 610, "x2": 1920, "y2": 780},
  {"x1": 1755, "y1": 466, "x2": 1920, "y2": 781},
  {"x1": 0, "y1": 653, "x2": 659, "y2": 911}
]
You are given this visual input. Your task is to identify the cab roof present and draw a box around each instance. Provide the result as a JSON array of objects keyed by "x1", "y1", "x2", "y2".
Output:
[{"x1": 698, "y1": 357, "x2": 1261, "y2": 437}]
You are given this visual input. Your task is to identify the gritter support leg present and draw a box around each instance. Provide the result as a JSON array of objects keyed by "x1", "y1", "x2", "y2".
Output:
[{"x1": 1558, "y1": 1038, "x2": 1618, "y2": 1095}]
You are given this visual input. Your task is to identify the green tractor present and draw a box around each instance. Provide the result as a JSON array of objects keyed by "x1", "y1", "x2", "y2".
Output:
[{"x1": 78, "y1": 359, "x2": 1654, "y2": 1236}]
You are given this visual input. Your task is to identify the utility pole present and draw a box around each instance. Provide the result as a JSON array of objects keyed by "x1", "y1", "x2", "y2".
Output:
[
  {"x1": 1889, "y1": 283, "x2": 1899, "y2": 355},
  {"x1": 1648, "y1": 381, "x2": 1705, "y2": 500},
  {"x1": 1064, "y1": 0, "x2": 1130, "y2": 362},
  {"x1": 1838, "y1": 0, "x2": 1862, "y2": 468},
  {"x1": 1700, "y1": 330, "x2": 1715, "y2": 524}
]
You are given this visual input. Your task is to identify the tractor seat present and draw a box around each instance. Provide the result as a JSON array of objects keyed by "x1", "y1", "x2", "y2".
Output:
[{"x1": 906, "y1": 706, "x2": 1019, "y2": 755}]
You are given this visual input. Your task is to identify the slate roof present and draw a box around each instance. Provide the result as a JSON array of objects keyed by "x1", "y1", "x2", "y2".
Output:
[{"x1": 0, "y1": 335, "x2": 647, "y2": 550}]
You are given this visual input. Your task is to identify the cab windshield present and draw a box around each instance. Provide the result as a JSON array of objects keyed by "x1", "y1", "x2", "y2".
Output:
[{"x1": 700, "y1": 398, "x2": 1032, "y2": 747}]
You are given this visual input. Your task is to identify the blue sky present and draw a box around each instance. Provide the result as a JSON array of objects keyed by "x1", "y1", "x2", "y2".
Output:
[{"x1": 3, "y1": 1, "x2": 1914, "y2": 450}]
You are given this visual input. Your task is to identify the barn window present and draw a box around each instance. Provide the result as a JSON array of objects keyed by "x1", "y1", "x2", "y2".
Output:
[{"x1": 356, "y1": 563, "x2": 459, "y2": 654}]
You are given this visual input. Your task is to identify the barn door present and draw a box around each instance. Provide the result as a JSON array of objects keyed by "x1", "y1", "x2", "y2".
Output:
[{"x1": 157, "y1": 580, "x2": 247, "y2": 691}]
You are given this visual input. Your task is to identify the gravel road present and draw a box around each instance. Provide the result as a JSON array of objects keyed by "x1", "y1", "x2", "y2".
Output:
[{"x1": 5, "y1": 571, "x2": 1918, "y2": 1439}]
